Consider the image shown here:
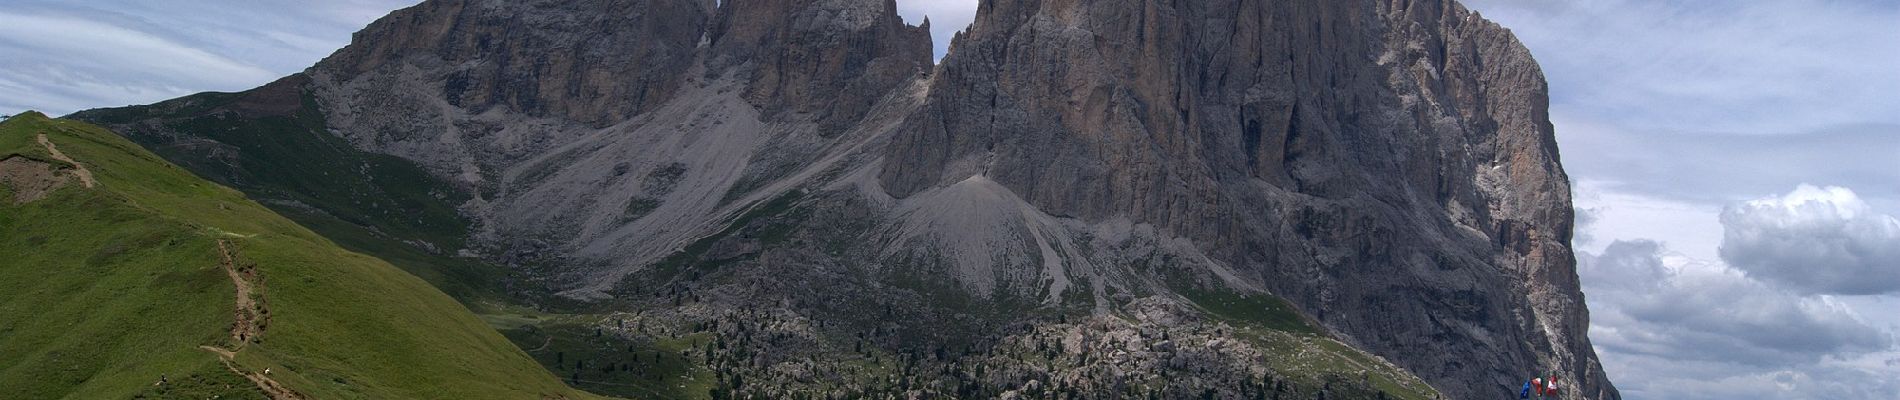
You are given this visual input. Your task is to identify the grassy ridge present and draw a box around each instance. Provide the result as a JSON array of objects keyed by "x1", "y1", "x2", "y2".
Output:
[
  {"x1": 69, "y1": 82, "x2": 507, "y2": 304},
  {"x1": 0, "y1": 112, "x2": 601, "y2": 399}
]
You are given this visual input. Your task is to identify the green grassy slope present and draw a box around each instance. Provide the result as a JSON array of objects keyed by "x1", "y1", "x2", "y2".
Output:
[
  {"x1": 69, "y1": 76, "x2": 507, "y2": 304},
  {"x1": 0, "y1": 112, "x2": 602, "y2": 399}
]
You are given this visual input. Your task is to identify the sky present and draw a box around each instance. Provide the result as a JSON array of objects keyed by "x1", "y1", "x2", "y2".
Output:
[
  {"x1": 1461, "y1": 0, "x2": 1900, "y2": 398},
  {"x1": 2, "y1": 1, "x2": 1896, "y2": 398}
]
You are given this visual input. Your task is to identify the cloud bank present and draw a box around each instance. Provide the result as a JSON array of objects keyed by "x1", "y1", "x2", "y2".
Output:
[
  {"x1": 1581, "y1": 239, "x2": 1896, "y2": 399},
  {"x1": 0, "y1": 0, "x2": 422, "y2": 116},
  {"x1": 1720, "y1": 185, "x2": 1900, "y2": 295},
  {"x1": 1585, "y1": 240, "x2": 1889, "y2": 366}
]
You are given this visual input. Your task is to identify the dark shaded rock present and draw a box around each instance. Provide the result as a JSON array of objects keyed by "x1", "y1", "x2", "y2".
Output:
[
  {"x1": 318, "y1": 0, "x2": 715, "y2": 127},
  {"x1": 707, "y1": 0, "x2": 933, "y2": 131}
]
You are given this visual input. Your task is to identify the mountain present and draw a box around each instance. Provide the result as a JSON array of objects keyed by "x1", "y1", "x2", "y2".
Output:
[
  {"x1": 72, "y1": 0, "x2": 1618, "y2": 398},
  {"x1": 0, "y1": 112, "x2": 597, "y2": 399}
]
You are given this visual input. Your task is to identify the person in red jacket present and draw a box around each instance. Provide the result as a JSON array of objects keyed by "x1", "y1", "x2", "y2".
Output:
[{"x1": 1543, "y1": 374, "x2": 1560, "y2": 398}]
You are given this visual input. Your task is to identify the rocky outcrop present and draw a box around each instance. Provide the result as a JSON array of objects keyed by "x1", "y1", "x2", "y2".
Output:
[
  {"x1": 707, "y1": 0, "x2": 933, "y2": 131},
  {"x1": 75, "y1": 0, "x2": 1616, "y2": 398},
  {"x1": 882, "y1": 1, "x2": 1612, "y2": 398},
  {"x1": 317, "y1": 0, "x2": 714, "y2": 127}
]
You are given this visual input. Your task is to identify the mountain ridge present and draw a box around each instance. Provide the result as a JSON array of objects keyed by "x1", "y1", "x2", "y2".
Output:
[
  {"x1": 0, "y1": 112, "x2": 599, "y2": 399},
  {"x1": 72, "y1": 0, "x2": 1618, "y2": 398}
]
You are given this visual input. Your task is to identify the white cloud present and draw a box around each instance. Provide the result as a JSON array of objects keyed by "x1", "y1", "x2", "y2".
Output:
[
  {"x1": 0, "y1": 11, "x2": 276, "y2": 92},
  {"x1": 1572, "y1": 205, "x2": 1601, "y2": 247},
  {"x1": 1602, "y1": 354, "x2": 1900, "y2": 400},
  {"x1": 1579, "y1": 240, "x2": 1898, "y2": 399},
  {"x1": 1584, "y1": 240, "x2": 1889, "y2": 365},
  {"x1": 1720, "y1": 185, "x2": 1900, "y2": 295},
  {"x1": 0, "y1": 0, "x2": 419, "y2": 116},
  {"x1": 1572, "y1": 180, "x2": 1724, "y2": 259}
]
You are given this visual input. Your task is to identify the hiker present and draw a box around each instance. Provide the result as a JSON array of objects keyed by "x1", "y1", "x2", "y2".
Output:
[
  {"x1": 1519, "y1": 378, "x2": 1534, "y2": 399},
  {"x1": 1544, "y1": 374, "x2": 1560, "y2": 398}
]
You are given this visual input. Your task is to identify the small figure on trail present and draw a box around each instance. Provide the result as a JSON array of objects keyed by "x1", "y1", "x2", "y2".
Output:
[
  {"x1": 1544, "y1": 374, "x2": 1559, "y2": 398},
  {"x1": 1530, "y1": 376, "x2": 1545, "y2": 397},
  {"x1": 1519, "y1": 378, "x2": 1534, "y2": 399}
]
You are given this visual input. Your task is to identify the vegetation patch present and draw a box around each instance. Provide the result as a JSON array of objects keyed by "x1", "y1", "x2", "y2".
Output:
[
  {"x1": 621, "y1": 197, "x2": 661, "y2": 223},
  {"x1": 499, "y1": 317, "x2": 713, "y2": 400},
  {"x1": 70, "y1": 88, "x2": 483, "y2": 291},
  {"x1": 635, "y1": 190, "x2": 805, "y2": 284},
  {"x1": 0, "y1": 113, "x2": 601, "y2": 399}
]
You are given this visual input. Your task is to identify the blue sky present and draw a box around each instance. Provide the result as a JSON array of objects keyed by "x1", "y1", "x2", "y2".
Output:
[{"x1": 2, "y1": 1, "x2": 1896, "y2": 398}]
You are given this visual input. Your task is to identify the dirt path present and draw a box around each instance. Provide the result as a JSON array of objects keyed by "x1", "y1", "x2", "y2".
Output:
[
  {"x1": 217, "y1": 240, "x2": 266, "y2": 345},
  {"x1": 35, "y1": 132, "x2": 94, "y2": 188},
  {"x1": 200, "y1": 345, "x2": 307, "y2": 400},
  {"x1": 197, "y1": 240, "x2": 304, "y2": 400},
  {"x1": 524, "y1": 337, "x2": 554, "y2": 352}
]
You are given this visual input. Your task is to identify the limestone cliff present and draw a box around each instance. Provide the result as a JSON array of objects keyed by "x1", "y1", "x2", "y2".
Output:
[
  {"x1": 884, "y1": 1, "x2": 1612, "y2": 397},
  {"x1": 75, "y1": 0, "x2": 1617, "y2": 398}
]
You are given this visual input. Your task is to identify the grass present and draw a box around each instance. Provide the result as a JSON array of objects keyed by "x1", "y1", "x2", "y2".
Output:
[
  {"x1": 1178, "y1": 286, "x2": 1318, "y2": 335},
  {"x1": 135, "y1": 367, "x2": 269, "y2": 399},
  {"x1": 1159, "y1": 260, "x2": 1318, "y2": 335},
  {"x1": 1153, "y1": 261, "x2": 1439, "y2": 399},
  {"x1": 0, "y1": 112, "x2": 606, "y2": 399},
  {"x1": 1236, "y1": 329, "x2": 1442, "y2": 400},
  {"x1": 69, "y1": 88, "x2": 497, "y2": 304},
  {"x1": 495, "y1": 316, "x2": 715, "y2": 400}
]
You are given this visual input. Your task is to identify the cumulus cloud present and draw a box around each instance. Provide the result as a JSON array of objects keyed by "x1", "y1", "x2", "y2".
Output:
[
  {"x1": 1579, "y1": 240, "x2": 1897, "y2": 399},
  {"x1": 1601, "y1": 354, "x2": 1900, "y2": 400},
  {"x1": 1719, "y1": 185, "x2": 1900, "y2": 295},
  {"x1": 1583, "y1": 240, "x2": 1890, "y2": 366},
  {"x1": 1572, "y1": 205, "x2": 1601, "y2": 247}
]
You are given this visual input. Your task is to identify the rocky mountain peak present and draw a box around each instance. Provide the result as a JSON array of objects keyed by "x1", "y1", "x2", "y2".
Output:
[
  {"x1": 314, "y1": 0, "x2": 716, "y2": 127},
  {"x1": 707, "y1": 0, "x2": 933, "y2": 129},
  {"x1": 880, "y1": 0, "x2": 1613, "y2": 397},
  {"x1": 75, "y1": 0, "x2": 1619, "y2": 398}
]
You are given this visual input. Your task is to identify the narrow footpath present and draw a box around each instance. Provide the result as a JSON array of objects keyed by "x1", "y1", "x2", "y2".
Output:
[{"x1": 198, "y1": 239, "x2": 306, "y2": 400}]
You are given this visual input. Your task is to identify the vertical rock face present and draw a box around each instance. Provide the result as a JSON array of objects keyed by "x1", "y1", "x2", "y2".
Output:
[
  {"x1": 883, "y1": 0, "x2": 1611, "y2": 398},
  {"x1": 318, "y1": 0, "x2": 713, "y2": 127},
  {"x1": 707, "y1": 0, "x2": 933, "y2": 130},
  {"x1": 75, "y1": 0, "x2": 1615, "y2": 398}
]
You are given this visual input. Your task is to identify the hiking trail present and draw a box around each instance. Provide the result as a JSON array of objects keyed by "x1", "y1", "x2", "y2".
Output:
[
  {"x1": 35, "y1": 132, "x2": 95, "y2": 188},
  {"x1": 196, "y1": 239, "x2": 305, "y2": 400}
]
